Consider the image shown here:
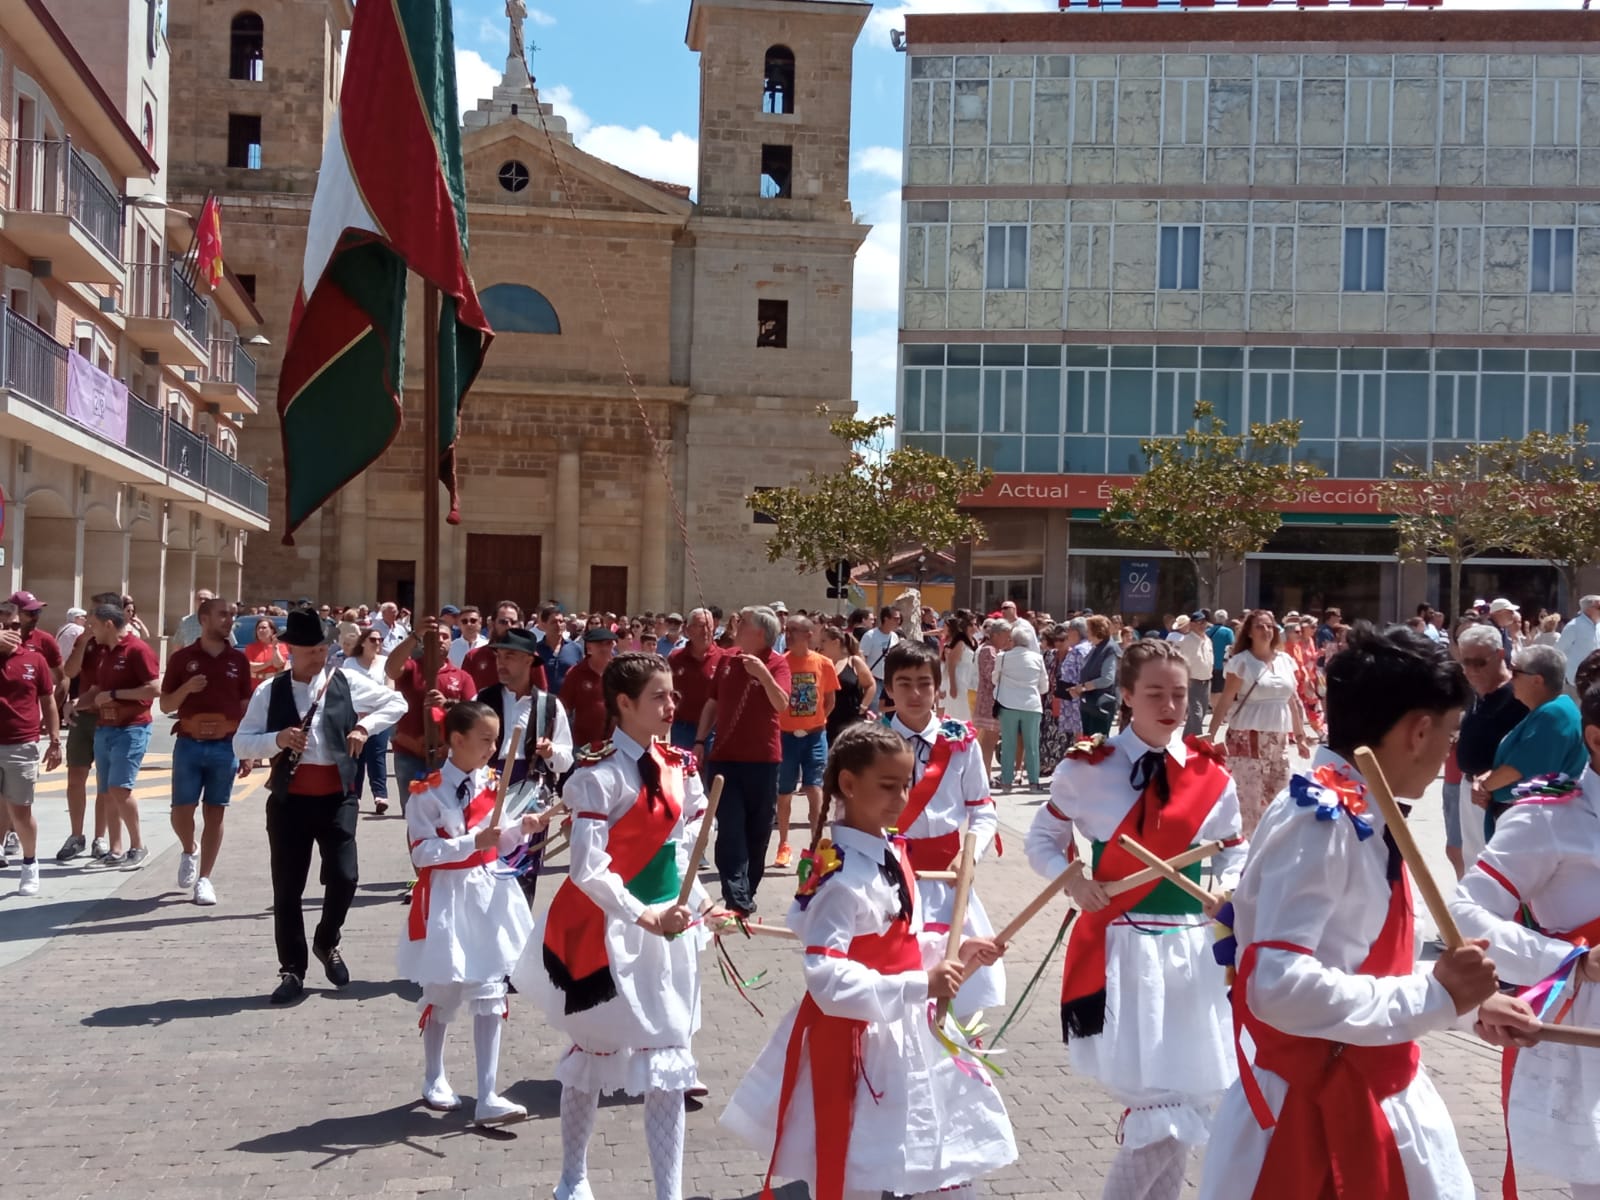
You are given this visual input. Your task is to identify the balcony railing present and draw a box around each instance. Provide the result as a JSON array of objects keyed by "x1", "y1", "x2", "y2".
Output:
[
  {"x1": 127, "y1": 396, "x2": 165, "y2": 465},
  {"x1": 5, "y1": 137, "x2": 124, "y2": 262},
  {"x1": 168, "y1": 264, "x2": 208, "y2": 345},
  {"x1": 1, "y1": 307, "x2": 68, "y2": 411},
  {"x1": 166, "y1": 418, "x2": 206, "y2": 486},
  {"x1": 126, "y1": 261, "x2": 212, "y2": 348},
  {"x1": 208, "y1": 336, "x2": 258, "y2": 398}
]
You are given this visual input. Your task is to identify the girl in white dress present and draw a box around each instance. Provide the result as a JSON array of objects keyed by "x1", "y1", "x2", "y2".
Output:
[
  {"x1": 396, "y1": 701, "x2": 547, "y2": 1126},
  {"x1": 510, "y1": 652, "x2": 710, "y2": 1200},
  {"x1": 722, "y1": 721, "x2": 1016, "y2": 1200},
  {"x1": 1027, "y1": 638, "x2": 1246, "y2": 1200}
]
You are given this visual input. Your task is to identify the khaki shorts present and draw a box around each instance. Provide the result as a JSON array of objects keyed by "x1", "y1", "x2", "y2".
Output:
[
  {"x1": 0, "y1": 741, "x2": 40, "y2": 806},
  {"x1": 66, "y1": 709, "x2": 97, "y2": 768}
]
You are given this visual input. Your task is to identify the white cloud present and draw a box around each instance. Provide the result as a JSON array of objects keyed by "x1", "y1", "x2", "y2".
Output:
[
  {"x1": 528, "y1": 7, "x2": 557, "y2": 26},
  {"x1": 855, "y1": 146, "x2": 904, "y2": 182},
  {"x1": 852, "y1": 318, "x2": 900, "y2": 421},
  {"x1": 852, "y1": 185, "x2": 902, "y2": 313},
  {"x1": 866, "y1": 0, "x2": 1054, "y2": 42},
  {"x1": 455, "y1": 48, "x2": 502, "y2": 118},
  {"x1": 542, "y1": 83, "x2": 698, "y2": 189}
]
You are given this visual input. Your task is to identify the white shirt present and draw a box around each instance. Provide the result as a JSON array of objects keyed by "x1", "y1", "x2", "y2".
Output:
[
  {"x1": 993, "y1": 647, "x2": 1048, "y2": 712},
  {"x1": 888, "y1": 713, "x2": 998, "y2": 856},
  {"x1": 234, "y1": 666, "x2": 409, "y2": 764},
  {"x1": 370, "y1": 617, "x2": 408, "y2": 655},
  {"x1": 493, "y1": 685, "x2": 574, "y2": 777},
  {"x1": 57, "y1": 623, "x2": 84, "y2": 660},
  {"x1": 447, "y1": 633, "x2": 489, "y2": 669},
  {"x1": 1178, "y1": 629, "x2": 1214, "y2": 681},
  {"x1": 340, "y1": 655, "x2": 389, "y2": 686},
  {"x1": 859, "y1": 628, "x2": 900, "y2": 681},
  {"x1": 1223, "y1": 650, "x2": 1301, "y2": 733},
  {"x1": 1556, "y1": 611, "x2": 1600, "y2": 684}
]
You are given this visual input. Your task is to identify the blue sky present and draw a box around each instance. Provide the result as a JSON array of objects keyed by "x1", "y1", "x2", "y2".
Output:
[{"x1": 449, "y1": 0, "x2": 1567, "y2": 421}]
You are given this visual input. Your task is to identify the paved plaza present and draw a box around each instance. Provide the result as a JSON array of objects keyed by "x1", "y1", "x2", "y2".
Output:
[{"x1": 0, "y1": 753, "x2": 1575, "y2": 1199}]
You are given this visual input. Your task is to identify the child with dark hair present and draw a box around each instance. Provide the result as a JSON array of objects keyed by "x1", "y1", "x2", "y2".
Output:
[
  {"x1": 1449, "y1": 683, "x2": 1600, "y2": 1198},
  {"x1": 722, "y1": 721, "x2": 1016, "y2": 1200},
  {"x1": 1200, "y1": 624, "x2": 1541, "y2": 1200},
  {"x1": 396, "y1": 700, "x2": 548, "y2": 1126},
  {"x1": 879, "y1": 640, "x2": 1006, "y2": 1019},
  {"x1": 1028, "y1": 637, "x2": 1245, "y2": 1200},
  {"x1": 513, "y1": 651, "x2": 711, "y2": 1200}
]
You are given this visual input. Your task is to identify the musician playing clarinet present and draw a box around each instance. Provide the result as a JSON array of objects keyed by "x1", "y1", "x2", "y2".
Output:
[{"x1": 234, "y1": 609, "x2": 407, "y2": 1005}]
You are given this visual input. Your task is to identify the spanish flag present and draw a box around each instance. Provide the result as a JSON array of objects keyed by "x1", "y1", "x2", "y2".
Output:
[{"x1": 195, "y1": 195, "x2": 224, "y2": 291}]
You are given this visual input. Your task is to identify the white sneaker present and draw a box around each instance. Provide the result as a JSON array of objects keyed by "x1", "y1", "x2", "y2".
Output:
[
  {"x1": 178, "y1": 852, "x2": 200, "y2": 889},
  {"x1": 422, "y1": 1081, "x2": 460, "y2": 1112},
  {"x1": 473, "y1": 1093, "x2": 528, "y2": 1127},
  {"x1": 193, "y1": 877, "x2": 217, "y2": 906},
  {"x1": 18, "y1": 861, "x2": 39, "y2": 896},
  {"x1": 90, "y1": 837, "x2": 110, "y2": 860},
  {"x1": 2, "y1": 831, "x2": 19, "y2": 857}
]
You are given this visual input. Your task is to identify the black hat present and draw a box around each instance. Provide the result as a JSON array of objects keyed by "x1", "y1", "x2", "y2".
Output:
[
  {"x1": 494, "y1": 627, "x2": 541, "y2": 656},
  {"x1": 282, "y1": 609, "x2": 331, "y2": 648},
  {"x1": 583, "y1": 627, "x2": 618, "y2": 644}
]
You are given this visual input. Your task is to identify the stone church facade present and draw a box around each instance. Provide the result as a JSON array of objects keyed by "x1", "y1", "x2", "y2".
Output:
[{"x1": 164, "y1": 0, "x2": 869, "y2": 613}]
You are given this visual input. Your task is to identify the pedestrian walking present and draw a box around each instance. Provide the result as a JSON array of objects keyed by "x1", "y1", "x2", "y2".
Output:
[
  {"x1": 0, "y1": 601, "x2": 61, "y2": 896},
  {"x1": 86, "y1": 603, "x2": 161, "y2": 868}
]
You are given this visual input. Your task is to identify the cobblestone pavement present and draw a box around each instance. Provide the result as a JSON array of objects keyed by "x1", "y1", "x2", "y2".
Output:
[{"x1": 0, "y1": 754, "x2": 1574, "y2": 1199}]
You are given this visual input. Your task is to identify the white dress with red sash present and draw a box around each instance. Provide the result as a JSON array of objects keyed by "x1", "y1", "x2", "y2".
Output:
[
  {"x1": 1028, "y1": 727, "x2": 1245, "y2": 1148},
  {"x1": 394, "y1": 761, "x2": 535, "y2": 1020},
  {"x1": 721, "y1": 823, "x2": 1016, "y2": 1198},
  {"x1": 509, "y1": 730, "x2": 712, "y2": 1096},
  {"x1": 1451, "y1": 767, "x2": 1600, "y2": 1188},
  {"x1": 1198, "y1": 748, "x2": 1472, "y2": 1200},
  {"x1": 890, "y1": 714, "x2": 1006, "y2": 1016}
]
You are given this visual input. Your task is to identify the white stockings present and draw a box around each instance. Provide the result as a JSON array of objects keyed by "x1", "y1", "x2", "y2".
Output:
[
  {"x1": 559, "y1": 1086, "x2": 600, "y2": 1198},
  {"x1": 421, "y1": 1017, "x2": 450, "y2": 1101},
  {"x1": 472, "y1": 1013, "x2": 503, "y2": 1105},
  {"x1": 1101, "y1": 1136, "x2": 1188, "y2": 1200},
  {"x1": 558, "y1": 1086, "x2": 685, "y2": 1200}
]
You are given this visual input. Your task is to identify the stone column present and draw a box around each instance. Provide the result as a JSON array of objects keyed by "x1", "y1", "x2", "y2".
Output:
[
  {"x1": 83, "y1": 529, "x2": 130, "y2": 601},
  {"x1": 553, "y1": 438, "x2": 581, "y2": 606},
  {"x1": 7, "y1": 497, "x2": 23, "y2": 598},
  {"x1": 71, "y1": 515, "x2": 85, "y2": 608},
  {"x1": 640, "y1": 450, "x2": 668, "y2": 612},
  {"x1": 1043, "y1": 510, "x2": 1069, "y2": 614},
  {"x1": 335, "y1": 472, "x2": 369, "y2": 604}
]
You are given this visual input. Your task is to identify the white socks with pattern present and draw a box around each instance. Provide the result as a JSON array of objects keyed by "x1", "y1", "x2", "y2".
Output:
[
  {"x1": 643, "y1": 1088, "x2": 686, "y2": 1200},
  {"x1": 1101, "y1": 1136, "x2": 1187, "y2": 1200},
  {"x1": 558, "y1": 1086, "x2": 600, "y2": 1200}
]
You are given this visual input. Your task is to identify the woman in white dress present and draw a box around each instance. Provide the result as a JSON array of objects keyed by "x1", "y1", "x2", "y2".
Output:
[{"x1": 942, "y1": 610, "x2": 978, "y2": 722}]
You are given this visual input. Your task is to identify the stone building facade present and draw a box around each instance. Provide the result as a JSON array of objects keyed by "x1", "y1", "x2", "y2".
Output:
[
  {"x1": 899, "y1": 7, "x2": 1600, "y2": 623},
  {"x1": 165, "y1": 0, "x2": 869, "y2": 614}
]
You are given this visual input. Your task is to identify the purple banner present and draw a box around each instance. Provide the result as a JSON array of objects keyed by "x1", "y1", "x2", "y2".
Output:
[{"x1": 65, "y1": 350, "x2": 128, "y2": 446}]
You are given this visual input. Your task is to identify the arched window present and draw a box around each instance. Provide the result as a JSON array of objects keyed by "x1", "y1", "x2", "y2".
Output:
[
  {"x1": 763, "y1": 45, "x2": 795, "y2": 115},
  {"x1": 480, "y1": 283, "x2": 561, "y2": 335},
  {"x1": 230, "y1": 13, "x2": 264, "y2": 82}
]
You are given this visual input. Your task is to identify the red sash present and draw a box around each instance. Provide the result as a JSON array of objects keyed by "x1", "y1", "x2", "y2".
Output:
[
  {"x1": 1058, "y1": 747, "x2": 1227, "y2": 1032},
  {"x1": 765, "y1": 841, "x2": 922, "y2": 1200},
  {"x1": 407, "y1": 785, "x2": 498, "y2": 942},
  {"x1": 288, "y1": 762, "x2": 343, "y2": 796},
  {"x1": 1500, "y1": 910, "x2": 1600, "y2": 1198},
  {"x1": 1234, "y1": 838, "x2": 1419, "y2": 1200},
  {"x1": 896, "y1": 733, "x2": 953, "y2": 859},
  {"x1": 541, "y1": 748, "x2": 683, "y2": 1013}
]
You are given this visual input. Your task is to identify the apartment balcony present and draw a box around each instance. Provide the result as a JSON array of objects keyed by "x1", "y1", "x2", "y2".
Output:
[
  {"x1": 200, "y1": 336, "x2": 258, "y2": 414},
  {"x1": 125, "y1": 262, "x2": 210, "y2": 370},
  {"x1": 3, "y1": 138, "x2": 124, "y2": 285},
  {"x1": 0, "y1": 304, "x2": 268, "y2": 524}
]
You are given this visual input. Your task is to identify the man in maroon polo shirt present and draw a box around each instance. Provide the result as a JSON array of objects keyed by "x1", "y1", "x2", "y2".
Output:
[
  {"x1": 669, "y1": 607, "x2": 720, "y2": 754},
  {"x1": 695, "y1": 605, "x2": 790, "y2": 915},
  {"x1": 0, "y1": 601, "x2": 61, "y2": 896},
  {"x1": 559, "y1": 627, "x2": 616, "y2": 748},
  {"x1": 385, "y1": 616, "x2": 477, "y2": 808},
  {"x1": 87, "y1": 603, "x2": 161, "y2": 868}
]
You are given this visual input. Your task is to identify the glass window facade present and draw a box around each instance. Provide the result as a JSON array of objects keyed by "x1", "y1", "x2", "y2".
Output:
[{"x1": 900, "y1": 343, "x2": 1600, "y2": 478}]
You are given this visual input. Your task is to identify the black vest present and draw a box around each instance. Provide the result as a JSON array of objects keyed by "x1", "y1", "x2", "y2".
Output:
[
  {"x1": 478, "y1": 682, "x2": 556, "y2": 785},
  {"x1": 1079, "y1": 640, "x2": 1120, "y2": 719},
  {"x1": 265, "y1": 670, "x2": 359, "y2": 797}
]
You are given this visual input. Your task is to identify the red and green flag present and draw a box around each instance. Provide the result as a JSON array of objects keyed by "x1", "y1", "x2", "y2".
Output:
[{"x1": 276, "y1": 0, "x2": 492, "y2": 543}]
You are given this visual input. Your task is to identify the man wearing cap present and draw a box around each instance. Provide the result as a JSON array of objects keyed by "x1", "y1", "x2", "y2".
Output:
[
  {"x1": 57, "y1": 592, "x2": 121, "y2": 861},
  {"x1": 0, "y1": 601, "x2": 61, "y2": 895},
  {"x1": 86, "y1": 603, "x2": 161, "y2": 868},
  {"x1": 1177, "y1": 612, "x2": 1214, "y2": 737},
  {"x1": 171, "y1": 589, "x2": 217, "y2": 653},
  {"x1": 0, "y1": 591, "x2": 62, "y2": 862},
  {"x1": 235, "y1": 608, "x2": 407, "y2": 1003},
  {"x1": 770, "y1": 602, "x2": 790, "y2": 654},
  {"x1": 385, "y1": 617, "x2": 478, "y2": 804},
  {"x1": 55, "y1": 607, "x2": 88, "y2": 662},
  {"x1": 159, "y1": 597, "x2": 251, "y2": 906},
  {"x1": 438, "y1": 604, "x2": 462, "y2": 643},
  {"x1": 1489, "y1": 597, "x2": 1523, "y2": 660},
  {"x1": 656, "y1": 612, "x2": 686, "y2": 658},
  {"x1": 559, "y1": 627, "x2": 616, "y2": 748}
]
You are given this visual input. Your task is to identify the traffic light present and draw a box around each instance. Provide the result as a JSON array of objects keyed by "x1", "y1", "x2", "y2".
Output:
[{"x1": 825, "y1": 559, "x2": 852, "y2": 599}]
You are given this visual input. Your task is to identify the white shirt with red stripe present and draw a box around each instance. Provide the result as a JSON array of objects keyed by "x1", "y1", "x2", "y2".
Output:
[
  {"x1": 889, "y1": 712, "x2": 1005, "y2": 1017},
  {"x1": 1450, "y1": 766, "x2": 1600, "y2": 1187},
  {"x1": 1199, "y1": 747, "x2": 1470, "y2": 1200},
  {"x1": 1031, "y1": 726, "x2": 1246, "y2": 1150}
]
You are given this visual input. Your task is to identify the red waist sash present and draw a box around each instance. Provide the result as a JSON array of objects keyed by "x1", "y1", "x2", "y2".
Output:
[
  {"x1": 904, "y1": 829, "x2": 960, "y2": 874},
  {"x1": 1235, "y1": 844, "x2": 1418, "y2": 1200},
  {"x1": 407, "y1": 785, "x2": 498, "y2": 942},
  {"x1": 288, "y1": 762, "x2": 343, "y2": 796},
  {"x1": 765, "y1": 846, "x2": 922, "y2": 1200}
]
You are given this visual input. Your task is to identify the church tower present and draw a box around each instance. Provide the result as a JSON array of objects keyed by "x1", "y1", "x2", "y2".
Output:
[{"x1": 164, "y1": 0, "x2": 351, "y2": 598}]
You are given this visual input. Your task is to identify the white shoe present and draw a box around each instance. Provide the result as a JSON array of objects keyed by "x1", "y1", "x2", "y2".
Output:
[
  {"x1": 178, "y1": 852, "x2": 200, "y2": 889},
  {"x1": 554, "y1": 1178, "x2": 596, "y2": 1200},
  {"x1": 422, "y1": 1081, "x2": 460, "y2": 1112},
  {"x1": 18, "y1": 861, "x2": 39, "y2": 896},
  {"x1": 473, "y1": 1093, "x2": 528, "y2": 1126},
  {"x1": 193, "y1": 877, "x2": 217, "y2": 906},
  {"x1": 2, "y1": 831, "x2": 19, "y2": 857},
  {"x1": 90, "y1": 837, "x2": 110, "y2": 860}
]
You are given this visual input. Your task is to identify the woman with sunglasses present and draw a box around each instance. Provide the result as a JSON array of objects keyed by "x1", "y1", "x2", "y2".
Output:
[
  {"x1": 341, "y1": 628, "x2": 394, "y2": 813},
  {"x1": 121, "y1": 596, "x2": 152, "y2": 643}
]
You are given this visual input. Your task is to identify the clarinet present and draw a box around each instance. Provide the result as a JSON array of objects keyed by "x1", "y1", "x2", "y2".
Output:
[{"x1": 271, "y1": 676, "x2": 326, "y2": 792}]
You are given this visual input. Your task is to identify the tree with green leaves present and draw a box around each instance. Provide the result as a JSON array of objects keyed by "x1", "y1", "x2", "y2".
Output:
[
  {"x1": 1103, "y1": 401, "x2": 1324, "y2": 608},
  {"x1": 748, "y1": 412, "x2": 994, "y2": 609},
  {"x1": 1497, "y1": 426, "x2": 1600, "y2": 603}
]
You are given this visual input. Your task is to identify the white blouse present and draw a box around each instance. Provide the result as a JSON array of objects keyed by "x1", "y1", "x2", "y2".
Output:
[
  {"x1": 994, "y1": 648, "x2": 1049, "y2": 712},
  {"x1": 1223, "y1": 650, "x2": 1300, "y2": 733}
]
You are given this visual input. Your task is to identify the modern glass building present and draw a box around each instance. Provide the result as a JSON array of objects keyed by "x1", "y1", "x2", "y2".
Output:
[{"x1": 896, "y1": 4, "x2": 1600, "y2": 622}]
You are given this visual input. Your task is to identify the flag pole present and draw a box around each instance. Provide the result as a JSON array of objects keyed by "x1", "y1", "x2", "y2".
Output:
[{"x1": 422, "y1": 281, "x2": 442, "y2": 759}]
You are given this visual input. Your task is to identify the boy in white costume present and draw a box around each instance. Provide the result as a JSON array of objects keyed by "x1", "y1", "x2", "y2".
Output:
[
  {"x1": 1450, "y1": 684, "x2": 1600, "y2": 1199},
  {"x1": 722, "y1": 721, "x2": 1015, "y2": 1200},
  {"x1": 880, "y1": 640, "x2": 1006, "y2": 1020},
  {"x1": 396, "y1": 700, "x2": 548, "y2": 1126},
  {"x1": 1027, "y1": 638, "x2": 1244, "y2": 1200},
  {"x1": 1200, "y1": 624, "x2": 1540, "y2": 1200}
]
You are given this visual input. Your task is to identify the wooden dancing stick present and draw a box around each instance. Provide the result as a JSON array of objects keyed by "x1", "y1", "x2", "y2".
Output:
[
  {"x1": 917, "y1": 870, "x2": 960, "y2": 883},
  {"x1": 1535, "y1": 1024, "x2": 1600, "y2": 1050},
  {"x1": 1352, "y1": 747, "x2": 1464, "y2": 950},
  {"x1": 677, "y1": 775, "x2": 724, "y2": 907},
  {"x1": 1117, "y1": 834, "x2": 1217, "y2": 907},
  {"x1": 995, "y1": 861, "x2": 1085, "y2": 945},
  {"x1": 936, "y1": 832, "x2": 979, "y2": 1021},
  {"x1": 489, "y1": 727, "x2": 524, "y2": 827}
]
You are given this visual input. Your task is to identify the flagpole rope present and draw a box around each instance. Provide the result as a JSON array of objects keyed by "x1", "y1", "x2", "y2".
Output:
[{"x1": 530, "y1": 96, "x2": 709, "y2": 611}]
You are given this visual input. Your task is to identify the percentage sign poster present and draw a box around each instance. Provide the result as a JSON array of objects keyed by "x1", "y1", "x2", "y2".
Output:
[{"x1": 1119, "y1": 559, "x2": 1159, "y2": 615}]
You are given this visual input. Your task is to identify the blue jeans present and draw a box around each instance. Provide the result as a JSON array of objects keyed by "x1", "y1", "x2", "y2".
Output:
[
  {"x1": 94, "y1": 724, "x2": 151, "y2": 793},
  {"x1": 709, "y1": 760, "x2": 780, "y2": 914},
  {"x1": 778, "y1": 728, "x2": 827, "y2": 793},
  {"x1": 348, "y1": 727, "x2": 391, "y2": 802},
  {"x1": 172, "y1": 737, "x2": 238, "y2": 807},
  {"x1": 1442, "y1": 779, "x2": 1463, "y2": 849},
  {"x1": 669, "y1": 720, "x2": 701, "y2": 751},
  {"x1": 393, "y1": 749, "x2": 427, "y2": 814}
]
